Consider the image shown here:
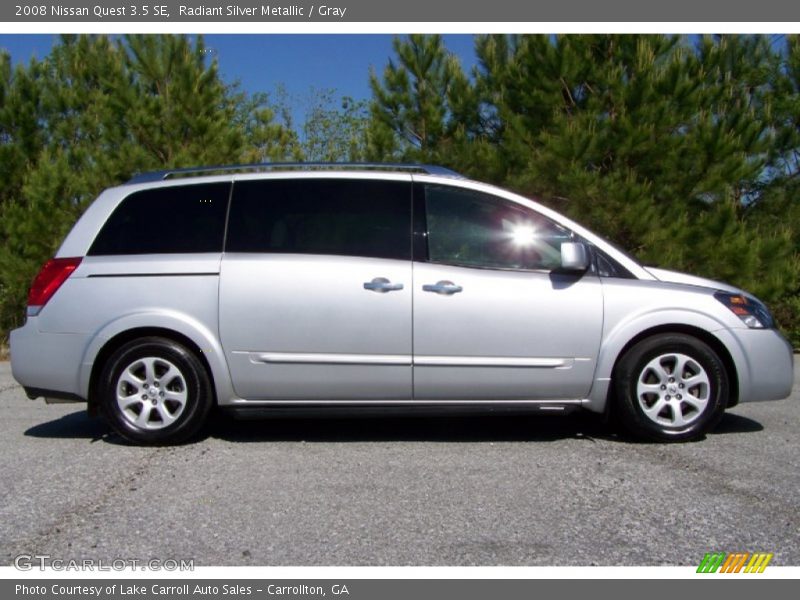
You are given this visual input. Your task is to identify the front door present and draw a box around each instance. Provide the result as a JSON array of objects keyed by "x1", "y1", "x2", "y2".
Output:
[{"x1": 413, "y1": 183, "x2": 603, "y2": 400}]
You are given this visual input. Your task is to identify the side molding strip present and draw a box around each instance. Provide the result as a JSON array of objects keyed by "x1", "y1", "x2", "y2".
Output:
[
  {"x1": 246, "y1": 352, "x2": 574, "y2": 369},
  {"x1": 250, "y1": 352, "x2": 412, "y2": 366},
  {"x1": 415, "y1": 356, "x2": 572, "y2": 368}
]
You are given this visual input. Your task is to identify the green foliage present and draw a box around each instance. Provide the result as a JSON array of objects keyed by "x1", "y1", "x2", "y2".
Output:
[
  {"x1": 0, "y1": 52, "x2": 45, "y2": 208},
  {"x1": 301, "y1": 89, "x2": 369, "y2": 162},
  {"x1": 367, "y1": 34, "x2": 479, "y2": 163}
]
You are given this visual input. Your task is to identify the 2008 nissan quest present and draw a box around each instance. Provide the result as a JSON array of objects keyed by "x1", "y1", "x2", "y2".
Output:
[{"x1": 9, "y1": 164, "x2": 794, "y2": 445}]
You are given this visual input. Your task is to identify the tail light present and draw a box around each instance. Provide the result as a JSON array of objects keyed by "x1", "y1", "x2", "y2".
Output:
[{"x1": 27, "y1": 257, "x2": 82, "y2": 317}]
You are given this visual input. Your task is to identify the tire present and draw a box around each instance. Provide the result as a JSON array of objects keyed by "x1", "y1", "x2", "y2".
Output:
[
  {"x1": 614, "y1": 333, "x2": 728, "y2": 442},
  {"x1": 98, "y1": 336, "x2": 213, "y2": 445}
]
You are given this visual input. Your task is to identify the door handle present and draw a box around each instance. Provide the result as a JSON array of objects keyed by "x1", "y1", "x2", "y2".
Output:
[
  {"x1": 364, "y1": 277, "x2": 404, "y2": 293},
  {"x1": 422, "y1": 280, "x2": 463, "y2": 295}
]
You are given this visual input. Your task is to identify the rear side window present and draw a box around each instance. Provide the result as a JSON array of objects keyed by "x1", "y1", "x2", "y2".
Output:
[
  {"x1": 226, "y1": 179, "x2": 411, "y2": 260},
  {"x1": 89, "y1": 183, "x2": 230, "y2": 256}
]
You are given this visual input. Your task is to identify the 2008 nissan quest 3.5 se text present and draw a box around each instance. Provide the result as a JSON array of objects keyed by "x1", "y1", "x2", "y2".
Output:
[{"x1": 9, "y1": 164, "x2": 794, "y2": 445}]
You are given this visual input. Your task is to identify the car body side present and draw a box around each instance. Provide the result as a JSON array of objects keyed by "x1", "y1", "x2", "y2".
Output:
[{"x1": 9, "y1": 172, "x2": 794, "y2": 416}]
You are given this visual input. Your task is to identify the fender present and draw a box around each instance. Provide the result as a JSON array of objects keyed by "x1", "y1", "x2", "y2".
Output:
[
  {"x1": 585, "y1": 307, "x2": 738, "y2": 412},
  {"x1": 78, "y1": 309, "x2": 237, "y2": 405}
]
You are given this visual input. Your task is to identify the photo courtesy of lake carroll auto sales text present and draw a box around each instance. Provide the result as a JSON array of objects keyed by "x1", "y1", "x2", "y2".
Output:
[{"x1": 15, "y1": 584, "x2": 350, "y2": 596}]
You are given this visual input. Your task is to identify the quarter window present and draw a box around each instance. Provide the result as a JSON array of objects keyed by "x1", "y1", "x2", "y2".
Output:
[
  {"x1": 425, "y1": 185, "x2": 572, "y2": 270},
  {"x1": 88, "y1": 183, "x2": 230, "y2": 256},
  {"x1": 226, "y1": 179, "x2": 411, "y2": 260}
]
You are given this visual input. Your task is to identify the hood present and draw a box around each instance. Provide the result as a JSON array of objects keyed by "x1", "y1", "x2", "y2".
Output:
[{"x1": 644, "y1": 266, "x2": 743, "y2": 294}]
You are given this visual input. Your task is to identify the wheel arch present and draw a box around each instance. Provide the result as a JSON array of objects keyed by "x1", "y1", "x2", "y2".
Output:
[
  {"x1": 84, "y1": 319, "x2": 232, "y2": 414},
  {"x1": 608, "y1": 324, "x2": 740, "y2": 409}
]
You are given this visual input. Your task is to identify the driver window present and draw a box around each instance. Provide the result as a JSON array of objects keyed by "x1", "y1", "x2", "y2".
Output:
[{"x1": 425, "y1": 185, "x2": 572, "y2": 271}]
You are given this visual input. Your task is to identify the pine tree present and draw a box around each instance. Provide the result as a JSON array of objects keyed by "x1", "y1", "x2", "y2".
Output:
[
  {"x1": 743, "y1": 35, "x2": 800, "y2": 344},
  {"x1": 367, "y1": 34, "x2": 475, "y2": 164},
  {"x1": 0, "y1": 52, "x2": 44, "y2": 209}
]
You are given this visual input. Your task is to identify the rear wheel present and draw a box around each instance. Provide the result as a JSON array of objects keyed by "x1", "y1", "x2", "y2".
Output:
[
  {"x1": 614, "y1": 334, "x2": 728, "y2": 442},
  {"x1": 99, "y1": 337, "x2": 213, "y2": 445}
]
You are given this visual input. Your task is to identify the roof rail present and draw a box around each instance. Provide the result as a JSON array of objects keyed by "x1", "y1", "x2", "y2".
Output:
[{"x1": 126, "y1": 162, "x2": 465, "y2": 184}]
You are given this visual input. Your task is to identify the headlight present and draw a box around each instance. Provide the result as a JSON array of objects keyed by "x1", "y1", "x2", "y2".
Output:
[{"x1": 714, "y1": 291, "x2": 775, "y2": 329}]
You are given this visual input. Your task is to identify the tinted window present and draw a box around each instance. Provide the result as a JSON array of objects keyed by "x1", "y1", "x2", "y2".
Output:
[
  {"x1": 89, "y1": 183, "x2": 230, "y2": 256},
  {"x1": 227, "y1": 179, "x2": 411, "y2": 260},
  {"x1": 425, "y1": 185, "x2": 572, "y2": 270}
]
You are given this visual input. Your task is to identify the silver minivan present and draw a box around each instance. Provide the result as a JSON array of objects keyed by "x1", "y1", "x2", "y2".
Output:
[{"x1": 9, "y1": 164, "x2": 794, "y2": 444}]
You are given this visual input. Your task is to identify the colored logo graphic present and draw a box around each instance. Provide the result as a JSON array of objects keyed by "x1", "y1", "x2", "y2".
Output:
[{"x1": 697, "y1": 552, "x2": 773, "y2": 573}]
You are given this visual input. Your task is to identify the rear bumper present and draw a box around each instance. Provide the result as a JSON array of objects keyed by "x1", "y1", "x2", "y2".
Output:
[
  {"x1": 10, "y1": 320, "x2": 90, "y2": 401},
  {"x1": 719, "y1": 327, "x2": 794, "y2": 403}
]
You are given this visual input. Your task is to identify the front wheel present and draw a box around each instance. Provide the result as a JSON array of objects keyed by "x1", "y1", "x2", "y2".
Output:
[
  {"x1": 614, "y1": 334, "x2": 729, "y2": 442},
  {"x1": 98, "y1": 337, "x2": 213, "y2": 445}
]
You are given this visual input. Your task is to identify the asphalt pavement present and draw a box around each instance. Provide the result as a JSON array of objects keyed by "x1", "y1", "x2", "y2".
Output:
[{"x1": 0, "y1": 359, "x2": 798, "y2": 566}]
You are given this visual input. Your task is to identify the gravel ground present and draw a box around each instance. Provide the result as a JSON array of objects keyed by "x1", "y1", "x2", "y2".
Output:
[{"x1": 0, "y1": 359, "x2": 798, "y2": 566}]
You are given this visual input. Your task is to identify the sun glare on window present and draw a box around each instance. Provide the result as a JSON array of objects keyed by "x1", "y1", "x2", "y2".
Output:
[{"x1": 508, "y1": 223, "x2": 537, "y2": 246}]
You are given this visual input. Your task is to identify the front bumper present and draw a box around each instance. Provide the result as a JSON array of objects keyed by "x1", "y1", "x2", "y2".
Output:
[{"x1": 717, "y1": 327, "x2": 794, "y2": 404}]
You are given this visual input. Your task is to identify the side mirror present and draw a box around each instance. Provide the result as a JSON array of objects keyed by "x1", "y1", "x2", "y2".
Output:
[{"x1": 560, "y1": 242, "x2": 590, "y2": 272}]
